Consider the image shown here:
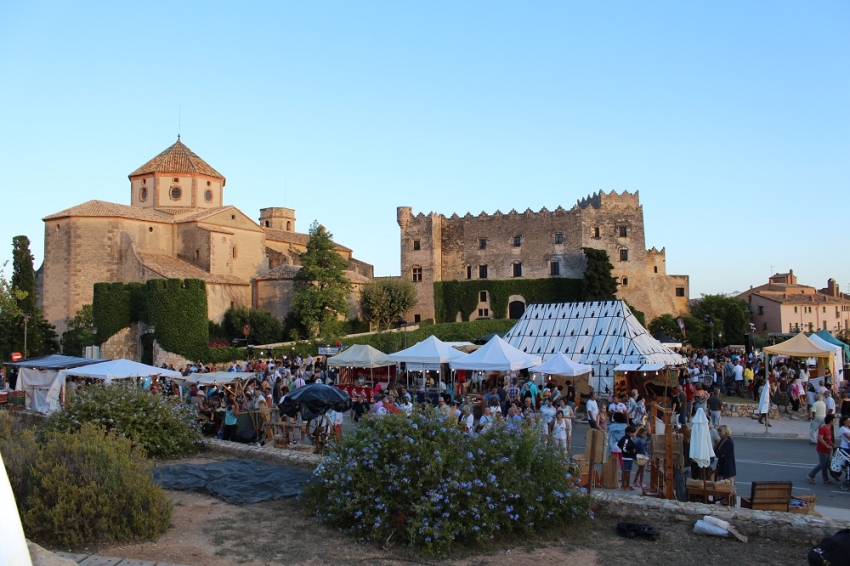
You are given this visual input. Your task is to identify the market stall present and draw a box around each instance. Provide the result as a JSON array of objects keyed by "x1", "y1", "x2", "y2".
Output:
[{"x1": 7, "y1": 354, "x2": 106, "y2": 414}]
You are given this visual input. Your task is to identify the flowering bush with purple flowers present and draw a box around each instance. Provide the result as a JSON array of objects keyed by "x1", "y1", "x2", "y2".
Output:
[{"x1": 301, "y1": 409, "x2": 590, "y2": 554}]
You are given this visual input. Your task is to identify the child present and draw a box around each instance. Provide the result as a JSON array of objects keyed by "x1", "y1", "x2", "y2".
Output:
[
  {"x1": 552, "y1": 410, "x2": 568, "y2": 455},
  {"x1": 617, "y1": 425, "x2": 638, "y2": 491},
  {"x1": 633, "y1": 427, "x2": 650, "y2": 489}
]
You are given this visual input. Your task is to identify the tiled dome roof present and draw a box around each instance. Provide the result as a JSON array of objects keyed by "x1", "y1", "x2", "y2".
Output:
[{"x1": 129, "y1": 137, "x2": 224, "y2": 180}]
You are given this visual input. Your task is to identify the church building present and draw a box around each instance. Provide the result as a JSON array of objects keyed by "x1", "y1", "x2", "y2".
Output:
[{"x1": 39, "y1": 138, "x2": 372, "y2": 333}]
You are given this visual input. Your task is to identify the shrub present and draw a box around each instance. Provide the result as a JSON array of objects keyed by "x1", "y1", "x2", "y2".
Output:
[
  {"x1": 41, "y1": 382, "x2": 200, "y2": 458},
  {"x1": 301, "y1": 410, "x2": 591, "y2": 555},
  {"x1": 1, "y1": 424, "x2": 172, "y2": 546}
]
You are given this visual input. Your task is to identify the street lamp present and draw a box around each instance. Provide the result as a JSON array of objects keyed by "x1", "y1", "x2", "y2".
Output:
[
  {"x1": 703, "y1": 315, "x2": 714, "y2": 351},
  {"x1": 398, "y1": 317, "x2": 408, "y2": 349},
  {"x1": 22, "y1": 313, "x2": 32, "y2": 360}
]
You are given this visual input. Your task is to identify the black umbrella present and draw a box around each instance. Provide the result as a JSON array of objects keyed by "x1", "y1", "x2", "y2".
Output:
[{"x1": 279, "y1": 383, "x2": 352, "y2": 421}]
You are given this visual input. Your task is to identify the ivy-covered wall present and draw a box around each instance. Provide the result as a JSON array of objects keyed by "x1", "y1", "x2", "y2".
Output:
[
  {"x1": 147, "y1": 279, "x2": 209, "y2": 361},
  {"x1": 92, "y1": 279, "x2": 209, "y2": 361},
  {"x1": 433, "y1": 278, "x2": 584, "y2": 323}
]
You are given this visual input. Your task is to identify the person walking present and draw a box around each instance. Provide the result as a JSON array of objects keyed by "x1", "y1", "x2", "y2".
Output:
[
  {"x1": 807, "y1": 414, "x2": 835, "y2": 485},
  {"x1": 811, "y1": 394, "x2": 827, "y2": 444},
  {"x1": 707, "y1": 387, "x2": 723, "y2": 427},
  {"x1": 586, "y1": 391, "x2": 600, "y2": 429}
]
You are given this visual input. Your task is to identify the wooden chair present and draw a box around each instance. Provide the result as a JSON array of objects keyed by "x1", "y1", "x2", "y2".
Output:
[{"x1": 740, "y1": 481, "x2": 792, "y2": 511}]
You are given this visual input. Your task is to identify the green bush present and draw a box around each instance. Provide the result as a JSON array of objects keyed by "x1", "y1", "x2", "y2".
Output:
[
  {"x1": 1, "y1": 424, "x2": 172, "y2": 547},
  {"x1": 147, "y1": 278, "x2": 209, "y2": 360},
  {"x1": 302, "y1": 410, "x2": 590, "y2": 555},
  {"x1": 41, "y1": 382, "x2": 200, "y2": 458},
  {"x1": 92, "y1": 282, "x2": 132, "y2": 343}
]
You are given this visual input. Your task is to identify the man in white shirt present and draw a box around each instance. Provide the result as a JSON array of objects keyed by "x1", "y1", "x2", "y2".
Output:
[
  {"x1": 733, "y1": 361, "x2": 744, "y2": 394},
  {"x1": 586, "y1": 392, "x2": 600, "y2": 429}
]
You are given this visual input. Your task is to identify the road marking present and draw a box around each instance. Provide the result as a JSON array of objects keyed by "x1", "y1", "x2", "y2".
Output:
[{"x1": 737, "y1": 459, "x2": 811, "y2": 469}]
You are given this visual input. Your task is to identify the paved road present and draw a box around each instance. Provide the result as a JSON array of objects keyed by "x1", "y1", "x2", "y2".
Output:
[{"x1": 571, "y1": 429, "x2": 850, "y2": 510}]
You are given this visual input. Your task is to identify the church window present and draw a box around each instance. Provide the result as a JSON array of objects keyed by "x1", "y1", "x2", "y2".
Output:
[
  {"x1": 479, "y1": 238, "x2": 487, "y2": 250},
  {"x1": 654, "y1": 265, "x2": 658, "y2": 273},
  {"x1": 480, "y1": 291, "x2": 487, "y2": 302},
  {"x1": 286, "y1": 221, "x2": 291, "y2": 231},
  {"x1": 170, "y1": 186, "x2": 182, "y2": 200},
  {"x1": 622, "y1": 277, "x2": 629, "y2": 287},
  {"x1": 512, "y1": 262, "x2": 522, "y2": 277},
  {"x1": 232, "y1": 246, "x2": 238, "y2": 259},
  {"x1": 139, "y1": 187, "x2": 148, "y2": 201},
  {"x1": 466, "y1": 265, "x2": 472, "y2": 279},
  {"x1": 195, "y1": 250, "x2": 200, "y2": 260},
  {"x1": 513, "y1": 235, "x2": 522, "y2": 247},
  {"x1": 265, "y1": 221, "x2": 270, "y2": 227},
  {"x1": 592, "y1": 226, "x2": 601, "y2": 239},
  {"x1": 414, "y1": 314, "x2": 421, "y2": 323},
  {"x1": 207, "y1": 180, "x2": 211, "y2": 186},
  {"x1": 478, "y1": 308, "x2": 490, "y2": 318},
  {"x1": 173, "y1": 177, "x2": 179, "y2": 183},
  {"x1": 412, "y1": 266, "x2": 422, "y2": 282},
  {"x1": 619, "y1": 249, "x2": 629, "y2": 261},
  {"x1": 619, "y1": 226, "x2": 628, "y2": 237},
  {"x1": 550, "y1": 261, "x2": 560, "y2": 276},
  {"x1": 675, "y1": 287, "x2": 685, "y2": 297},
  {"x1": 479, "y1": 265, "x2": 488, "y2": 279},
  {"x1": 205, "y1": 190, "x2": 213, "y2": 202},
  {"x1": 555, "y1": 232, "x2": 564, "y2": 244},
  {"x1": 231, "y1": 214, "x2": 236, "y2": 220},
  {"x1": 413, "y1": 239, "x2": 421, "y2": 251},
  {"x1": 149, "y1": 227, "x2": 154, "y2": 232}
]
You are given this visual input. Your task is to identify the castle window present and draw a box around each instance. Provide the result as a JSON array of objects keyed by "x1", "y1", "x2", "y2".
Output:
[
  {"x1": 195, "y1": 250, "x2": 199, "y2": 260},
  {"x1": 414, "y1": 314, "x2": 421, "y2": 323},
  {"x1": 619, "y1": 249, "x2": 629, "y2": 261},
  {"x1": 480, "y1": 291, "x2": 487, "y2": 302},
  {"x1": 139, "y1": 187, "x2": 148, "y2": 201},
  {"x1": 479, "y1": 265, "x2": 488, "y2": 279},
  {"x1": 286, "y1": 221, "x2": 291, "y2": 231},
  {"x1": 173, "y1": 177, "x2": 179, "y2": 183},
  {"x1": 412, "y1": 266, "x2": 423, "y2": 282},
  {"x1": 622, "y1": 277, "x2": 629, "y2": 287},
  {"x1": 478, "y1": 308, "x2": 489, "y2": 318},
  {"x1": 148, "y1": 226, "x2": 154, "y2": 232},
  {"x1": 170, "y1": 186, "x2": 182, "y2": 200},
  {"x1": 204, "y1": 190, "x2": 213, "y2": 202},
  {"x1": 207, "y1": 180, "x2": 211, "y2": 186},
  {"x1": 654, "y1": 266, "x2": 658, "y2": 273},
  {"x1": 232, "y1": 246, "x2": 238, "y2": 259},
  {"x1": 675, "y1": 287, "x2": 685, "y2": 297},
  {"x1": 513, "y1": 235, "x2": 522, "y2": 247},
  {"x1": 265, "y1": 221, "x2": 270, "y2": 227},
  {"x1": 592, "y1": 226, "x2": 600, "y2": 239},
  {"x1": 479, "y1": 238, "x2": 487, "y2": 250},
  {"x1": 512, "y1": 262, "x2": 522, "y2": 277},
  {"x1": 550, "y1": 261, "x2": 560, "y2": 276},
  {"x1": 619, "y1": 226, "x2": 628, "y2": 237},
  {"x1": 555, "y1": 232, "x2": 564, "y2": 244},
  {"x1": 413, "y1": 239, "x2": 421, "y2": 251},
  {"x1": 466, "y1": 265, "x2": 472, "y2": 280}
]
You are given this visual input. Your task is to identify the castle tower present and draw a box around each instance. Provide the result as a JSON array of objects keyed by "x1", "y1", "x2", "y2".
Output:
[
  {"x1": 259, "y1": 207, "x2": 297, "y2": 232},
  {"x1": 128, "y1": 137, "x2": 226, "y2": 212}
]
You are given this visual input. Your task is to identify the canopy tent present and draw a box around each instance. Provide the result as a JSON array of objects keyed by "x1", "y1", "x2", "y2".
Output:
[
  {"x1": 326, "y1": 344, "x2": 393, "y2": 368},
  {"x1": 174, "y1": 371, "x2": 254, "y2": 386},
  {"x1": 503, "y1": 300, "x2": 687, "y2": 391},
  {"x1": 529, "y1": 353, "x2": 593, "y2": 377},
  {"x1": 62, "y1": 358, "x2": 181, "y2": 383},
  {"x1": 450, "y1": 335, "x2": 542, "y2": 372},
  {"x1": 809, "y1": 334, "x2": 844, "y2": 384},
  {"x1": 651, "y1": 330, "x2": 682, "y2": 348},
  {"x1": 815, "y1": 330, "x2": 850, "y2": 366},
  {"x1": 764, "y1": 332, "x2": 837, "y2": 390},
  {"x1": 387, "y1": 335, "x2": 466, "y2": 367},
  {"x1": 8, "y1": 354, "x2": 106, "y2": 414}
]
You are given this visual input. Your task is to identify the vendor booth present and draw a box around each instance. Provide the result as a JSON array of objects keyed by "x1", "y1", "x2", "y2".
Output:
[
  {"x1": 326, "y1": 344, "x2": 395, "y2": 401},
  {"x1": 388, "y1": 335, "x2": 466, "y2": 399},
  {"x1": 7, "y1": 354, "x2": 106, "y2": 414},
  {"x1": 529, "y1": 353, "x2": 593, "y2": 399},
  {"x1": 764, "y1": 332, "x2": 837, "y2": 390},
  {"x1": 62, "y1": 358, "x2": 182, "y2": 384}
]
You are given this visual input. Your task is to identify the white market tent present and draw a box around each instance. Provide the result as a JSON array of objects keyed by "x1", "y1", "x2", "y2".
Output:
[
  {"x1": 175, "y1": 371, "x2": 254, "y2": 386},
  {"x1": 62, "y1": 358, "x2": 181, "y2": 383},
  {"x1": 450, "y1": 335, "x2": 542, "y2": 372},
  {"x1": 387, "y1": 335, "x2": 466, "y2": 368},
  {"x1": 809, "y1": 333, "x2": 844, "y2": 384},
  {"x1": 326, "y1": 344, "x2": 393, "y2": 368},
  {"x1": 503, "y1": 300, "x2": 687, "y2": 391},
  {"x1": 529, "y1": 353, "x2": 593, "y2": 377},
  {"x1": 9, "y1": 354, "x2": 106, "y2": 414}
]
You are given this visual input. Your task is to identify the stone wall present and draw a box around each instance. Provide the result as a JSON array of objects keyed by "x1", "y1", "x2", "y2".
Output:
[
  {"x1": 153, "y1": 341, "x2": 193, "y2": 369},
  {"x1": 721, "y1": 402, "x2": 779, "y2": 419},
  {"x1": 100, "y1": 325, "x2": 141, "y2": 360},
  {"x1": 603, "y1": 492, "x2": 841, "y2": 541}
]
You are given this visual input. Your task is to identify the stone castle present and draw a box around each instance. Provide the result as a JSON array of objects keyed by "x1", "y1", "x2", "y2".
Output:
[
  {"x1": 398, "y1": 190, "x2": 689, "y2": 323},
  {"x1": 38, "y1": 138, "x2": 372, "y2": 334}
]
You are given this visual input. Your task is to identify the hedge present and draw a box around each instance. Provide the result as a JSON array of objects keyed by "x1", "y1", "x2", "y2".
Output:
[
  {"x1": 147, "y1": 279, "x2": 209, "y2": 361},
  {"x1": 92, "y1": 282, "x2": 132, "y2": 343},
  {"x1": 433, "y1": 278, "x2": 583, "y2": 323}
]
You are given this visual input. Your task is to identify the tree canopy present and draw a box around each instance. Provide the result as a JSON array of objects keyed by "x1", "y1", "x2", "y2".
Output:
[
  {"x1": 222, "y1": 307, "x2": 284, "y2": 346},
  {"x1": 359, "y1": 278, "x2": 418, "y2": 330},
  {"x1": 581, "y1": 248, "x2": 618, "y2": 301},
  {"x1": 690, "y1": 294, "x2": 750, "y2": 347},
  {"x1": 292, "y1": 223, "x2": 352, "y2": 338}
]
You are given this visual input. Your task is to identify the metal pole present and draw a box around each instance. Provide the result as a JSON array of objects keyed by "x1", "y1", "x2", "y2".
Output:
[{"x1": 23, "y1": 313, "x2": 31, "y2": 360}]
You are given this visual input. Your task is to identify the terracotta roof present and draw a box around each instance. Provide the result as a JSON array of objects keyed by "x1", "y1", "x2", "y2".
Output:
[
  {"x1": 196, "y1": 226, "x2": 235, "y2": 235},
  {"x1": 138, "y1": 253, "x2": 249, "y2": 285},
  {"x1": 129, "y1": 137, "x2": 225, "y2": 180},
  {"x1": 43, "y1": 200, "x2": 173, "y2": 222},
  {"x1": 175, "y1": 206, "x2": 238, "y2": 223},
  {"x1": 253, "y1": 264, "x2": 302, "y2": 281},
  {"x1": 751, "y1": 291, "x2": 850, "y2": 305},
  {"x1": 155, "y1": 207, "x2": 202, "y2": 216},
  {"x1": 264, "y1": 227, "x2": 352, "y2": 252}
]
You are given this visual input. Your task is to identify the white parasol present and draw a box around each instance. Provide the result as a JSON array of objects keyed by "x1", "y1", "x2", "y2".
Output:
[{"x1": 689, "y1": 408, "x2": 715, "y2": 469}]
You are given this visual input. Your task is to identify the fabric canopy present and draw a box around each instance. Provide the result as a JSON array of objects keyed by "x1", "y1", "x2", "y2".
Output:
[
  {"x1": 816, "y1": 329, "x2": 850, "y2": 360},
  {"x1": 763, "y1": 333, "x2": 834, "y2": 357},
  {"x1": 11, "y1": 355, "x2": 106, "y2": 414},
  {"x1": 809, "y1": 334, "x2": 844, "y2": 383},
  {"x1": 175, "y1": 371, "x2": 254, "y2": 386},
  {"x1": 651, "y1": 331, "x2": 682, "y2": 348},
  {"x1": 326, "y1": 344, "x2": 393, "y2": 368},
  {"x1": 529, "y1": 353, "x2": 592, "y2": 377},
  {"x1": 62, "y1": 359, "x2": 181, "y2": 383},
  {"x1": 5, "y1": 354, "x2": 106, "y2": 370},
  {"x1": 387, "y1": 335, "x2": 466, "y2": 364},
  {"x1": 450, "y1": 335, "x2": 542, "y2": 371}
]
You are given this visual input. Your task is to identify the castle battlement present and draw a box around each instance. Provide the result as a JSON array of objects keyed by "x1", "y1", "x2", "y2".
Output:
[{"x1": 575, "y1": 190, "x2": 640, "y2": 211}]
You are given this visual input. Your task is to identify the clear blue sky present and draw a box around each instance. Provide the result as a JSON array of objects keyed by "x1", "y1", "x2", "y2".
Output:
[{"x1": 1, "y1": 2, "x2": 848, "y2": 300}]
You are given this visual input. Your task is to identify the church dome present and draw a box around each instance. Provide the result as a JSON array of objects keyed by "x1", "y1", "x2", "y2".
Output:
[{"x1": 128, "y1": 137, "x2": 225, "y2": 181}]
